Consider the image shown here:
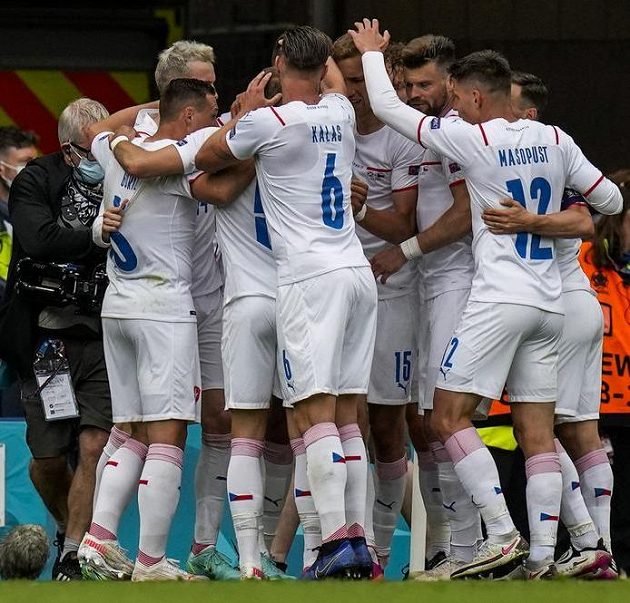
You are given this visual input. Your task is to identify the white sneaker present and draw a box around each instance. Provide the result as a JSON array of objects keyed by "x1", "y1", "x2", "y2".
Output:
[
  {"x1": 411, "y1": 556, "x2": 465, "y2": 581},
  {"x1": 502, "y1": 561, "x2": 556, "y2": 580},
  {"x1": 240, "y1": 564, "x2": 265, "y2": 580},
  {"x1": 555, "y1": 540, "x2": 614, "y2": 578},
  {"x1": 131, "y1": 557, "x2": 210, "y2": 581},
  {"x1": 78, "y1": 534, "x2": 134, "y2": 580},
  {"x1": 450, "y1": 533, "x2": 528, "y2": 580}
]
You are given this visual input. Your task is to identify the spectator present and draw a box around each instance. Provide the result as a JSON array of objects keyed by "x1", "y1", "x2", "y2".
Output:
[
  {"x1": 0, "y1": 524, "x2": 49, "y2": 580},
  {"x1": 579, "y1": 176, "x2": 630, "y2": 577}
]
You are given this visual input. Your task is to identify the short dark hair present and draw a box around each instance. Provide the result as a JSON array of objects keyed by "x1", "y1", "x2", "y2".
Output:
[
  {"x1": 0, "y1": 126, "x2": 38, "y2": 155},
  {"x1": 511, "y1": 71, "x2": 548, "y2": 116},
  {"x1": 263, "y1": 66, "x2": 282, "y2": 99},
  {"x1": 159, "y1": 78, "x2": 215, "y2": 121},
  {"x1": 448, "y1": 50, "x2": 511, "y2": 95},
  {"x1": 274, "y1": 26, "x2": 332, "y2": 71},
  {"x1": 401, "y1": 35, "x2": 455, "y2": 70}
]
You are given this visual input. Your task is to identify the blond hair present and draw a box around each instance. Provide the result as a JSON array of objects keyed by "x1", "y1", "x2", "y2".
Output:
[{"x1": 155, "y1": 40, "x2": 216, "y2": 94}]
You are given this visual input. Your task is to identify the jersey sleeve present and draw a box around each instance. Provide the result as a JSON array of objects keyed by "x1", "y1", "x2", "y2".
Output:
[
  {"x1": 91, "y1": 198, "x2": 109, "y2": 248},
  {"x1": 559, "y1": 128, "x2": 623, "y2": 215},
  {"x1": 390, "y1": 135, "x2": 422, "y2": 193},
  {"x1": 90, "y1": 131, "x2": 114, "y2": 169},
  {"x1": 225, "y1": 108, "x2": 278, "y2": 160},
  {"x1": 441, "y1": 154, "x2": 466, "y2": 188},
  {"x1": 322, "y1": 93, "x2": 356, "y2": 129},
  {"x1": 172, "y1": 126, "x2": 219, "y2": 174}
]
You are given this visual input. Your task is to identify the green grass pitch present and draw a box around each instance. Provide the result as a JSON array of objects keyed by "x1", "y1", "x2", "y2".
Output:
[{"x1": 0, "y1": 580, "x2": 629, "y2": 603}]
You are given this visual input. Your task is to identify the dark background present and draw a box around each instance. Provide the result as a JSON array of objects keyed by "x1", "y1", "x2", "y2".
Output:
[{"x1": 0, "y1": 0, "x2": 628, "y2": 171}]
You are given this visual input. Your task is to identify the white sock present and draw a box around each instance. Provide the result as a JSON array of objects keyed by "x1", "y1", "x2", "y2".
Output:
[
  {"x1": 303, "y1": 422, "x2": 347, "y2": 543},
  {"x1": 262, "y1": 442, "x2": 293, "y2": 550},
  {"x1": 364, "y1": 464, "x2": 377, "y2": 553},
  {"x1": 576, "y1": 448, "x2": 613, "y2": 551},
  {"x1": 228, "y1": 438, "x2": 265, "y2": 571},
  {"x1": 554, "y1": 440, "x2": 599, "y2": 550},
  {"x1": 373, "y1": 456, "x2": 407, "y2": 564},
  {"x1": 432, "y1": 441, "x2": 481, "y2": 563},
  {"x1": 93, "y1": 426, "x2": 129, "y2": 511},
  {"x1": 525, "y1": 453, "x2": 562, "y2": 567},
  {"x1": 193, "y1": 432, "x2": 231, "y2": 550},
  {"x1": 446, "y1": 428, "x2": 516, "y2": 543},
  {"x1": 338, "y1": 424, "x2": 368, "y2": 539},
  {"x1": 90, "y1": 438, "x2": 148, "y2": 540},
  {"x1": 291, "y1": 438, "x2": 321, "y2": 570},
  {"x1": 418, "y1": 450, "x2": 450, "y2": 556},
  {"x1": 137, "y1": 444, "x2": 183, "y2": 566}
]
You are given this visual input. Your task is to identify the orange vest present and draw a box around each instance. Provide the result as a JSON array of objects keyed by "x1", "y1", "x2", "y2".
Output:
[{"x1": 579, "y1": 242, "x2": 630, "y2": 413}]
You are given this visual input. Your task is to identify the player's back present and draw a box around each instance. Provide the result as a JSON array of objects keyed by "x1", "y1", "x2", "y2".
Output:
[
  {"x1": 100, "y1": 137, "x2": 197, "y2": 321},
  {"x1": 228, "y1": 93, "x2": 369, "y2": 285},
  {"x1": 454, "y1": 118, "x2": 570, "y2": 313}
]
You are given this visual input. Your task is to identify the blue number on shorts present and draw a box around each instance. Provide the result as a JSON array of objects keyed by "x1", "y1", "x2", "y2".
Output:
[
  {"x1": 108, "y1": 195, "x2": 137, "y2": 271},
  {"x1": 282, "y1": 349, "x2": 292, "y2": 381},
  {"x1": 253, "y1": 182, "x2": 272, "y2": 250},
  {"x1": 395, "y1": 350, "x2": 412, "y2": 393},
  {"x1": 441, "y1": 337, "x2": 459, "y2": 370},
  {"x1": 321, "y1": 153, "x2": 344, "y2": 230},
  {"x1": 505, "y1": 177, "x2": 553, "y2": 260}
]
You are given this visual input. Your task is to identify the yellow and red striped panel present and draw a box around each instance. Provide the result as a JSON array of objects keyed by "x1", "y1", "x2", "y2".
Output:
[{"x1": 0, "y1": 70, "x2": 151, "y2": 153}]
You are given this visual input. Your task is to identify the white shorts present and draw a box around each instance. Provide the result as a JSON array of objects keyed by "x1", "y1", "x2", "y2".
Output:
[
  {"x1": 195, "y1": 289, "x2": 224, "y2": 390},
  {"x1": 277, "y1": 267, "x2": 377, "y2": 405},
  {"x1": 555, "y1": 290, "x2": 603, "y2": 424},
  {"x1": 222, "y1": 295, "x2": 280, "y2": 410},
  {"x1": 421, "y1": 288, "x2": 470, "y2": 411},
  {"x1": 414, "y1": 294, "x2": 428, "y2": 414},
  {"x1": 368, "y1": 293, "x2": 418, "y2": 405},
  {"x1": 102, "y1": 318, "x2": 201, "y2": 423},
  {"x1": 436, "y1": 301, "x2": 563, "y2": 402}
]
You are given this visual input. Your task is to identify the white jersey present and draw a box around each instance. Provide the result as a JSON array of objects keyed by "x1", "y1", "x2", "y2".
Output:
[
  {"x1": 175, "y1": 125, "x2": 277, "y2": 304},
  {"x1": 132, "y1": 111, "x2": 223, "y2": 300},
  {"x1": 353, "y1": 124, "x2": 422, "y2": 299},
  {"x1": 416, "y1": 109, "x2": 474, "y2": 300},
  {"x1": 224, "y1": 94, "x2": 369, "y2": 285},
  {"x1": 91, "y1": 132, "x2": 197, "y2": 322},
  {"x1": 556, "y1": 189, "x2": 593, "y2": 294},
  {"x1": 362, "y1": 51, "x2": 622, "y2": 314}
]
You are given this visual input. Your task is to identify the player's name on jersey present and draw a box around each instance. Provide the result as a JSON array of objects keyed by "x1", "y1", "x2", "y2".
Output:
[
  {"x1": 311, "y1": 124, "x2": 344, "y2": 143},
  {"x1": 498, "y1": 145, "x2": 550, "y2": 168}
]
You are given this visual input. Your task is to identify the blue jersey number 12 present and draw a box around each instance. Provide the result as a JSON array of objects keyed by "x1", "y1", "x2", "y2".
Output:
[{"x1": 505, "y1": 177, "x2": 553, "y2": 260}]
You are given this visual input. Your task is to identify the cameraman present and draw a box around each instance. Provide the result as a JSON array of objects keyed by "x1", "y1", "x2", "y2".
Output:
[{"x1": 0, "y1": 98, "x2": 113, "y2": 580}]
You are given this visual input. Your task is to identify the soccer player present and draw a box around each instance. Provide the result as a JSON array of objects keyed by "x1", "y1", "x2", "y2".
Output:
[
  {"x1": 370, "y1": 34, "x2": 482, "y2": 579},
  {"x1": 481, "y1": 72, "x2": 615, "y2": 578},
  {"x1": 193, "y1": 26, "x2": 378, "y2": 579},
  {"x1": 150, "y1": 41, "x2": 240, "y2": 580},
  {"x1": 79, "y1": 78, "x2": 238, "y2": 581},
  {"x1": 331, "y1": 32, "x2": 420, "y2": 574},
  {"x1": 351, "y1": 19, "x2": 622, "y2": 579}
]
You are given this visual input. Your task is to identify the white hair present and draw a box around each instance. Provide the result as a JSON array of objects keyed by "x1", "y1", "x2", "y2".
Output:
[
  {"x1": 57, "y1": 97, "x2": 109, "y2": 144},
  {"x1": 155, "y1": 40, "x2": 215, "y2": 94}
]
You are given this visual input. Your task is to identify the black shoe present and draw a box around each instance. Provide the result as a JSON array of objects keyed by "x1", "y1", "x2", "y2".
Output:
[{"x1": 53, "y1": 552, "x2": 83, "y2": 581}]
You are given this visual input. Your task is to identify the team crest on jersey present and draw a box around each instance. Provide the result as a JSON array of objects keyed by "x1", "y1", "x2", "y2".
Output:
[
  {"x1": 430, "y1": 117, "x2": 441, "y2": 129},
  {"x1": 449, "y1": 162, "x2": 461, "y2": 173},
  {"x1": 176, "y1": 138, "x2": 188, "y2": 147},
  {"x1": 408, "y1": 165, "x2": 420, "y2": 175}
]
